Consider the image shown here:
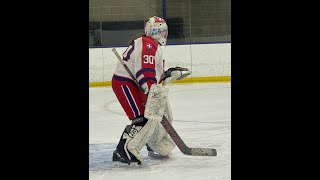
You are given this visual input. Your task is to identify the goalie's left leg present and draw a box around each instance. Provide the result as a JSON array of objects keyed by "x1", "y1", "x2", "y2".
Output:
[
  {"x1": 112, "y1": 116, "x2": 147, "y2": 167},
  {"x1": 112, "y1": 116, "x2": 161, "y2": 166},
  {"x1": 113, "y1": 84, "x2": 169, "y2": 166}
]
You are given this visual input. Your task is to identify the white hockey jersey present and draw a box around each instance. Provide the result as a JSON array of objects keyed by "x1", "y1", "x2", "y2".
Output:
[{"x1": 114, "y1": 36, "x2": 165, "y2": 90}]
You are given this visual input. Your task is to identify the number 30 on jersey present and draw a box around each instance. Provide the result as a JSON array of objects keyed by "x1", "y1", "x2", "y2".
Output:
[{"x1": 143, "y1": 55, "x2": 155, "y2": 64}]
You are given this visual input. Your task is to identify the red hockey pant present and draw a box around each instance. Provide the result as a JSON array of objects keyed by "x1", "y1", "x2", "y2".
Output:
[{"x1": 112, "y1": 75, "x2": 147, "y2": 120}]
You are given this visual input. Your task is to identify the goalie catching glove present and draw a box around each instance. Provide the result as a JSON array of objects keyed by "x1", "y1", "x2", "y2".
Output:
[
  {"x1": 161, "y1": 66, "x2": 191, "y2": 86},
  {"x1": 164, "y1": 66, "x2": 191, "y2": 80}
]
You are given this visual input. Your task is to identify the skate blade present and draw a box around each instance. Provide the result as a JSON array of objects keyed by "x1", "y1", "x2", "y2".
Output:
[
  {"x1": 112, "y1": 161, "x2": 141, "y2": 168},
  {"x1": 129, "y1": 162, "x2": 140, "y2": 167},
  {"x1": 112, "y1": 161, "x2": 127, "y2": 168},
  {"x1": 112, "y1": 161, "x2": 120, "y2": 167},
  {"x1": 148, "y1": 151, "x2": 169, "y2": 159}
]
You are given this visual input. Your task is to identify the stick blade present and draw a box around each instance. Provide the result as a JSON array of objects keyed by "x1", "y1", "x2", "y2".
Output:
[{"x1": 184, "y1": 148, "x2": 217, "y2": 156}]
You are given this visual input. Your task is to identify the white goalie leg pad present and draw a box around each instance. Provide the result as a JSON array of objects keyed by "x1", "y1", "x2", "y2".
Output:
[
  {"x1": 144, "y1": 86, "x2": 171, "y2": 147},
  {"x1": 164, "y1": 98, "x2": 173, "y2": 124},
  {"x1": 147, "y1": 98, "x2": 176, "y2": 156},
  {"x1": 144, "y1": 84, "x2": 169, "y2": 122},
  {"x1": 127, "y1": 84, "x2": 169, "y2": 162},
  {"x1": 148, "y1": 135, "x2": 175, "y2": 156},
  {"x1": 147, "y1": 123, "x2": 176, "y2": 156},
  {"x1": 127, "y1": 118, "x2": 158, "y2": 162}
]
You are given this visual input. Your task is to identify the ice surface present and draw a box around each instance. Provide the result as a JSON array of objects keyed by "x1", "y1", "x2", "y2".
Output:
[{"x1": 89, "y1": 82, "x2": 231, "y2": 180}]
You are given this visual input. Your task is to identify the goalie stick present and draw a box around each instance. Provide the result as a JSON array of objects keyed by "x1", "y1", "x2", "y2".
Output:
[{"x1": 112, "y1": 48, "x2": 217, "y2": 156}]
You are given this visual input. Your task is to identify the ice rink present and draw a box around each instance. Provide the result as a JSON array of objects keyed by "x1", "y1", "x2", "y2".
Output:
[{"x1": 89, "y1": 82, "x2": 231, "y2": 180}]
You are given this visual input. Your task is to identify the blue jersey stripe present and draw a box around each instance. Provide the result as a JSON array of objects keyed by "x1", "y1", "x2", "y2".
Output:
[
  {"x1": 122, "y1": 85, "x2": 139, "y2": 118},
  {"x1": 123, "y1": 45, "x2": 134, "y2": 61},
  {"x1": 138, "y1": 77, "x2": 157, "y2": 86},
  {"x1": 113, "y1": 74, "x2": 136, "y2": 86}
]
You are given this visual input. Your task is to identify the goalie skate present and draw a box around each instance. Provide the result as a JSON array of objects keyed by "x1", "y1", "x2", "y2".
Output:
[
  {"x1": 112, "y1": 150, "x2": 142, "y2": 167},
  {"x1": 146, "y1": 144, "x2": 169, "y2": 159}
]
